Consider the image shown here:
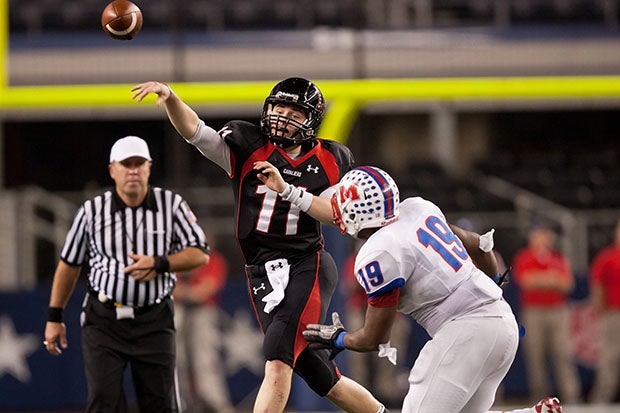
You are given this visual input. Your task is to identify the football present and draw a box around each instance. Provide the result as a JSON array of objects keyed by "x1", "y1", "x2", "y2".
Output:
[{"x1": 101, "y1": 0, "x2": 143, "y2": 40}]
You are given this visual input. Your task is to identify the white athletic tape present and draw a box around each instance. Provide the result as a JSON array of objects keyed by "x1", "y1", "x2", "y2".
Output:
[
  {"x1": 479, "y1": 228, "x2": 495, "y2": 252},
  {"x1": 378, "y1": 341, "x2": 397, "y2": 365}
]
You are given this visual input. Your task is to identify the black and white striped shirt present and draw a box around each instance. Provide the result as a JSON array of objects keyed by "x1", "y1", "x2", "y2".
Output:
[{"x1": 60, "y1": 186, "x2": 208, "y2": 307}]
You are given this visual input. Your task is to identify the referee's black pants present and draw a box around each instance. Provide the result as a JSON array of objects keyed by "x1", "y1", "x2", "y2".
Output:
[{"x1": 81, "y1": 293, "x2": 178, "y2": 413}]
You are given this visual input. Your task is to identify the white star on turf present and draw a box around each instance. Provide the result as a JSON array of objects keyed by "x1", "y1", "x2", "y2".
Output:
[
  {"x1": 221, "y1": 310, "x2": 264, "y2": 376},
  {"x1": 0, "y1": 315, "x2": 39, "y2": 382}
]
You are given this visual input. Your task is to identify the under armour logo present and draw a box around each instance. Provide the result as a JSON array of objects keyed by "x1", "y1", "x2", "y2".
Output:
[
  {"x1": 307, "y1": 165, "x2": 319, "y2": 174},
  {"x1": 269, "y1": 262, "x2": 284, "y2": 271},
  {"x1": 253, "y1": 283, "x2": 266, "y2": 295}
]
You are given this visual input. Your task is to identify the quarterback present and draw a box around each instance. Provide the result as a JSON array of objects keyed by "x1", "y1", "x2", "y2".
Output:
[{"x1": 131, "y1": 79, "x2": 388, "y2": 413}]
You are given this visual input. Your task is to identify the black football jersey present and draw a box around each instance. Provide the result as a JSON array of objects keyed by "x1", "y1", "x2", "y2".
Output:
[{"x1": 220, "y1": 120, "x2": 354, "y2": 265}]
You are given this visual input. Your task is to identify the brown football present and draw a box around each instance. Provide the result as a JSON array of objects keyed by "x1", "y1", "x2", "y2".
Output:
[{"x1": 101, "y1": 0, "x2": 143, "y2": 40}]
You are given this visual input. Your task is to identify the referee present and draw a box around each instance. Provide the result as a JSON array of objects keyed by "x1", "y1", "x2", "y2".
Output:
[{"x1": 43, "y1": 136, "x2": 210, "y2": 413}]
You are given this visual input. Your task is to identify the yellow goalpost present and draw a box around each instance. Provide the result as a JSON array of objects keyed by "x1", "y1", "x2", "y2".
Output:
[{"x1": 2, "y1": 1, "x2": 620, "y2": 144}]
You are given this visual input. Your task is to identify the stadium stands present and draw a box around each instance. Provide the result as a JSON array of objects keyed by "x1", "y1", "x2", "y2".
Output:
[
  {"x1": 8, "y1": 0, "x2": 619, "y2": 33},
  {"x1": 475, "y1": 149, "x2": 620, "y2": 209}
]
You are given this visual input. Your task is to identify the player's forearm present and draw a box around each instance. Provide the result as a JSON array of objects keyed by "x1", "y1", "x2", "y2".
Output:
[
  {"x1": 472, "y1": 251, "x2": 498, "y2": 277},
  {"x1": 164, "y1": 91, "x2": 201, "y2": 140},
  {"x1": 306, "y1": 195, "x2": 336, "y2": 225},
  {"x1": 344, "y1": 331, "x2": 380, "y2": 352},
  {"x1": 345, "y1": 305, "x2": 395, "y2": 351},
  {"x1": 344, "y1": 321, "x2": 395, "y2": 352}
]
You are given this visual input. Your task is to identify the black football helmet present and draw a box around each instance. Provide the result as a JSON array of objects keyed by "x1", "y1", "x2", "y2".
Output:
[{"x1": 260, "y1": 77, "x2": 326, "y2": 147}]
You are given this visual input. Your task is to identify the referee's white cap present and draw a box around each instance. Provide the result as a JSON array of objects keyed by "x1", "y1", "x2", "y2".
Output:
[{"x1": 109, "y1": 136, "x2": 152, "y2": 163}]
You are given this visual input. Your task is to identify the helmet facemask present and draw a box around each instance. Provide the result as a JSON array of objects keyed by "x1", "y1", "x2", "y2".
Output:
[
  {"x1": 262, "y1": 103, "x2": 315, "y2": 147},
  {"x1": 331, "y1": 184, "x2": 365, "y2": 238}
]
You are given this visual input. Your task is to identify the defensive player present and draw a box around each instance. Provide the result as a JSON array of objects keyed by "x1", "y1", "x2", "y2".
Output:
[
  {"x1": 131, "y1": 78, "x2": 388, "y2": 413},
  {"x1": 254, "y1": 163, "x2": 562, "y2": 413}
]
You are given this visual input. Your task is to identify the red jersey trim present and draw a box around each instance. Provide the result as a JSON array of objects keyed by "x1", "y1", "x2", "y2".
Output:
[
  {"x1": 295, "y1": 251, "x2": 322, "y2": 364},
  {"x1": 313, "y1": 141, "x2": 341, "y2": 186},
  {"x1": 368, "y1": 287, "x2": 401, "y2": 308}
]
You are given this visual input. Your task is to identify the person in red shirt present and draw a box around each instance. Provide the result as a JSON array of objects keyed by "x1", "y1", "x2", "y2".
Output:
[
  {"x1": 513, "y1": 223, "x2": 581, "y2": 403},
  {"x1": 175, "y1": 247, "x2": 235, "y2": 413},
  {"x1": 589, "y1": 218, "x2": 620, "y2": 403}
]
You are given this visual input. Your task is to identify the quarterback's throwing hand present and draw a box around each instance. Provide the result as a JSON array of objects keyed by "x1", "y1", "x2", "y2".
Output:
[
  {"x1": 130, "y1": 81, "x2": 172, "y2": 107},
  {"x1": 303, "y1": 312, "x2": 347, "y2": 359}
]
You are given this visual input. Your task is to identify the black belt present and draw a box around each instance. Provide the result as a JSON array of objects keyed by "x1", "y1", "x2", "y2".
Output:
[{"x1": 88, "y1": 289, "x2": 168, "y2": 315}]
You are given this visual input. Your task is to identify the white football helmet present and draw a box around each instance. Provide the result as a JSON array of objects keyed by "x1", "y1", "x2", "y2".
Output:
[{"x1": 331, "y1": 166, "x2": 400, "y2": 238}]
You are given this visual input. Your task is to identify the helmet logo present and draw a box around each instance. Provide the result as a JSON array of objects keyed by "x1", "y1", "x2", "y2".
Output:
[
  {"x1": 338, "y1": 184, "x2": 363, "y2": 203},
  {"x1": 274, "y1": 91, "x2": 299, "y2": 102},
  {"x1": 334, "y1": 166, "x2": 400, "y2": 238}
]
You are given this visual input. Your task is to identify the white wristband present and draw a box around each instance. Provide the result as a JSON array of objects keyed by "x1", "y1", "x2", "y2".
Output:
[
  {"x1": 280, "y1": 184, "x2": 313, "y2": 212},
  {"x1": 280, "y1": 183, "x2": 294, "y2": 199}
]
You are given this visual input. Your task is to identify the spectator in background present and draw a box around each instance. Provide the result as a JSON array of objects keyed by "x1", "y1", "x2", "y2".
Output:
[
  {"x1": 512, "y1": 223, "x2": 581, "y2": 404},
  {"x1": 175, "y1": 241, "x2": 234, "y2": 413},
  {"x1": 589, "y1": 218, "x2": 620, "y2": 403},
  {"x1": 341, "y1": 247, "x2": 410, "y2": 408}
]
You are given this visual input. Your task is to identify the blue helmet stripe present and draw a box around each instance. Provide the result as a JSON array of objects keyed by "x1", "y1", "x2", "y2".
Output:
[{"x1": 356, "y1": 166, "x2": 395, "y2": 219}]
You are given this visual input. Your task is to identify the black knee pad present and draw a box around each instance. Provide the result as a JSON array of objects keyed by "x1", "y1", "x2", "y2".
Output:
[{"x1": 294, "y1": 347, "x2": 341, "y2": 396}]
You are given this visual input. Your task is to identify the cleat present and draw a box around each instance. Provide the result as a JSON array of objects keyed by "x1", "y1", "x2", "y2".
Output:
[{"x1": 533, "y1": 397, "x2": 562, "y2": 413}]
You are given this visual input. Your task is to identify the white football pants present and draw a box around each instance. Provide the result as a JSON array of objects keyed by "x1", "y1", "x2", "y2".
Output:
[{"x1": 402, "y1": 299, "x2": 519, "y2": 413}]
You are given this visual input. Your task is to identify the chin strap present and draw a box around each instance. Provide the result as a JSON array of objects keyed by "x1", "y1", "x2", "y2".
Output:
[
  {"x1": 269, "y1": 137, "x2": 296, "y2": 148},
  {"x1": 268, "y1": 131, "x2": 304, "y2": 148}
]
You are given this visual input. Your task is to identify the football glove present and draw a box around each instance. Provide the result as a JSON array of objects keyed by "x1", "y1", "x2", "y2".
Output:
[{"x1": 303, "y1": 312, "x2": 347, "y2": 360}]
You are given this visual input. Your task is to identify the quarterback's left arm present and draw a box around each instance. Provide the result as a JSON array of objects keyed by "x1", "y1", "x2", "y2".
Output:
[
  {"x1": 253, "y1": 161, "x2": 335, "y2": 224},
  {"x1": 304, "y1": 196, "x2": 333, "y2": 224}
]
